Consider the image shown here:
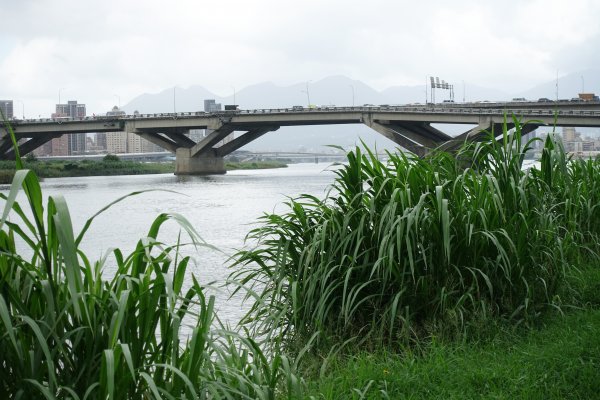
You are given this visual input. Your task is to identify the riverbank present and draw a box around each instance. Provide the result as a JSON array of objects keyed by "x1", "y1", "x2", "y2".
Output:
[
  {"x1": 0, "y1": 158, "x2": 287, "y2": 182},
  {"x1": 304, "y1": 265, "x2": 600, "y2": 399}
]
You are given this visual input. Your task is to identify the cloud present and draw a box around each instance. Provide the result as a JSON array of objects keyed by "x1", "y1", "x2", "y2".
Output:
[{"x1": 1, "y1": 0, "x2": 599, "y2": 116}]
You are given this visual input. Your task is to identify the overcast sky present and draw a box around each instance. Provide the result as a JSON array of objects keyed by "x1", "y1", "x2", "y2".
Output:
[{"x1": 1, "y1": 0, "x2": 599, "y2": 117}]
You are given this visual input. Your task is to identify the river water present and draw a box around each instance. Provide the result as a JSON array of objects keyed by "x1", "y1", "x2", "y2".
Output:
[
  {"x1": 1, "y1": 163, "x2": 339, "y2": 325},
  {"x1": 2, "y1": 160, "x2": 541, "y2": 326}
]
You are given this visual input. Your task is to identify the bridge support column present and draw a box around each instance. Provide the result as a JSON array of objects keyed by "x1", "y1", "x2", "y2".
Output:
[{"x1": 175, "y1": 148, "x2": 225, "y2": 175}]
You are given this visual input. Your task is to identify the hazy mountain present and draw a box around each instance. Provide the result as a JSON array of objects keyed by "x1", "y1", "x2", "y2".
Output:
[
  {"x1": 122, "y1": 74, "x2": 599, "y2": 151},
  {"x1": 514, "y1": 69, "x2": 600, "y2": 101}
]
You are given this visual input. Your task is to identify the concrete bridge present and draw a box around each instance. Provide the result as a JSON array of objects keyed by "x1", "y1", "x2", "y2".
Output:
[{"x1": 3, "y1": 102, "x2": 600, "y2": 174}]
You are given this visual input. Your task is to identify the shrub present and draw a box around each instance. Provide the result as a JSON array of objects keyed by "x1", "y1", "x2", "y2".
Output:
[
  {"x1": 103, "y1": 154, "x2": 120, "y2": 162},
  {"x1": 230, "y1": 118, "x2": 597, "y2": 351},
  {"x1": 0, "y1": 118, "x2": 305, "y2": 398}
]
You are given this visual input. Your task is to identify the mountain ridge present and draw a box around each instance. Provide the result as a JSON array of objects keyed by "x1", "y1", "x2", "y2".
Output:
[{"x1": 122, "y1": 71, "x2": 600, "y2": 151}]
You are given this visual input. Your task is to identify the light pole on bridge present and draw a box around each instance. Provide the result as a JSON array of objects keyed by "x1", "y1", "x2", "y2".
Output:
[
  {"x1": 349, "y1": 84, "x2": 355, "y2": 107},
  {"x1": 301, "y1": 81, "x2": 311, "y2": 107}
]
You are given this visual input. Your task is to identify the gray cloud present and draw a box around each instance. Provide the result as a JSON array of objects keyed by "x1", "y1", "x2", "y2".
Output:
[{"x1": 1, "y1": 0, "x2": 599, "y2": 116}]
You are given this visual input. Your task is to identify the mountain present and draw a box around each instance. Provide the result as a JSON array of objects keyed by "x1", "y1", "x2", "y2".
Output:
[
  {"x1": 515, "y1": 69, "x2": 600, "y2": 101},
  {"x1": 122, "y1": 74, "x2": 599, "y2": 151}
]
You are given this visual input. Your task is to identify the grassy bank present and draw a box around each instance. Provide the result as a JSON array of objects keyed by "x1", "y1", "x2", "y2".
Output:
[
  {"x1": 226, "y1": 160, "x2": 287, "y2": 170},
  {"x1": 0, "y1": 157, "x2": 287, "y2": 182},
  {"x1": 307, "y1": 307, "x2": 600, "y2": 399},
  {"x1": 3, "y1": 113, "x2": 600, "y2": 397},
  {"x1": 230, "y1": 118, "x2": 600, "y2": 395},
  {"x1": 305, "y1": 263, "x2": 600, "y2": 398},
  {"x1": 0, "y1": 123, "x2": 303, "y2": 398}
]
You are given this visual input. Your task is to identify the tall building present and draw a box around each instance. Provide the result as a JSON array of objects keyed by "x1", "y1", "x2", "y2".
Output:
[
  {"x1": 104, "y1": 106, "x2": 163, "y2": 153},
  {"x1": 56, "y1": 101, "x2": 86, "y2": 118},
  {"x1": 202, "y1": 99, "x2": 234, "y2": 145},
  {"x1": 95, "y1": 132, "x2": 107, "y2": 150},
  {"x1": 204, "y1": 99, "x2": 222, "y2": 112},
  {"x1": 51, "y1": 100, "x2": 87, "y2": 155},
  {"x1": 105, "y1": 132, "x2": 127, "y2": 153},
  {"x1": 562, "y1": 127, "x2": 579, "y2": 142},
  {"x1": 0, "y1": 100, "x2": 13, "y2": 119}
]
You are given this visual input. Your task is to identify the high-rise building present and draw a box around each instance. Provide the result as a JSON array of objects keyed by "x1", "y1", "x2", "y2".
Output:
[
  {"x1": 204, "y1": 99, "x2": 222, "y2": 112},
  {"x1": 562, "y1": 127, "x2": 579, "y2": 142},
  {"x1": 95, "y1": 132, "x2": 107, "y2": 150},
  {"x1": 188, "y1": 129, "x2": 207, "y2": 143},
  {"x1": 105, "y1": 132, "x2": 127, "y2": 153},
  {"x1": 50, "y1": 100, "x2": 87, "y2": 155},
  {"x1": 104, "y1": 106, "x2": 163, "y2": 153},
  {"x1": 55, "y1": 101, "x2": 86, "y2": 119},
  {"x1": 0, "y1": 100, "x2": 13, "y2": 119},
  {"x1": 202, "y1": 99, "x2": 234, "y2": 145}
]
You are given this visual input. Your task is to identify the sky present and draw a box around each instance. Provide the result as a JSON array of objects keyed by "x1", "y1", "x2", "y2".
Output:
[{"x1": 1, "y1": 0, "x2": 600, "y2": 118}]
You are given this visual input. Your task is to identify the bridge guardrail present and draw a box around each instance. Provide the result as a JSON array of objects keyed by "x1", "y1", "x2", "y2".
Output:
[{"x1": 10, "y1": 105, "x2": 600, "y2": 125}]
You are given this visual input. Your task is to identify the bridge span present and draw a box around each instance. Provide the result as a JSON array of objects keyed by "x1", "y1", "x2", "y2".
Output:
[{"x1": 3, "y1": 103, "x2": 600, "y2": 174}]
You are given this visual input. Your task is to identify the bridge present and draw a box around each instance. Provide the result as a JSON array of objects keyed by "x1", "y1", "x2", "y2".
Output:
[{"x1": 3, "y1": 102, "x2": 600, "y2": 174}]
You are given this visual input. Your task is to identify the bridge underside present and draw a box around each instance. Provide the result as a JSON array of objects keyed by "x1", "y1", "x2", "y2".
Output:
[
  {"x1": 128, "y1": 124, "x2": 280, "y2": 175},
  {"x1": 0, "y1": 113, "x2": 553, "y2": 174}
]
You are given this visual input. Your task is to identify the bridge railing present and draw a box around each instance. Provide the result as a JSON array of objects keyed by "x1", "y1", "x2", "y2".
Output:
[{"x1": 10, "y1": 105, "x2": 600, "y2": 125}]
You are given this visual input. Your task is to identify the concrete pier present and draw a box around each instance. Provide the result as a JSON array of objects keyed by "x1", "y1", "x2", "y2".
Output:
[{"x1": 175, "y1": 148, "x2": 225, "y2": 175}]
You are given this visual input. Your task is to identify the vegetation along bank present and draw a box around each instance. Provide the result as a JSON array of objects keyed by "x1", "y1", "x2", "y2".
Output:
[
  {"x1": 0, "y1": 154, "x2": 287, "y2": 183},
  {"x1": 1, "y1": 117, "x2": 599, "y2": 398}
]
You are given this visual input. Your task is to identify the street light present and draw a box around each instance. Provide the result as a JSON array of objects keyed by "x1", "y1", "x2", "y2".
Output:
[
  {"x1": 114, "y1": 94, "x2": 121, "y2": 109},
  {"x1": 301, "y1": 81, "x2": 311, "y2": 107},
  {"x1": 231, "y1": 86, "x2": 236, "y2": 106},
  {"x1": 581, "y1": 75, "x2": 585, "y2": 93},
  {"x1": 349, "y1": 84, "x2": 355, "y2": 107},
  {"x1": 462, "y1": 80, "x2": 465, "y2": 103}
]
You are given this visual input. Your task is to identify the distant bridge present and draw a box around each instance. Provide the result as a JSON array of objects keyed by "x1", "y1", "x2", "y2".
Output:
[{"x1": 3, "y1": 102, "x2": 600, "y2": 174}]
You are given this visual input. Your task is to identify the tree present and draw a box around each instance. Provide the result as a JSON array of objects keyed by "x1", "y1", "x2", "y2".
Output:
[{"x1": 103, "y1": 154, "x2": 120, "y2": 162}]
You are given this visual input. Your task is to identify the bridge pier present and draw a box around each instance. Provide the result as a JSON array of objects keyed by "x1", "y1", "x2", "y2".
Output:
[{"x1": 175, "y1": 148, "x2": 225, "y2": 175}]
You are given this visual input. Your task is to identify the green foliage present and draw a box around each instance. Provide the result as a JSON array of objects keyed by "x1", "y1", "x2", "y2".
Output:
[
  {"x1": 103, "y1": 154, "x2": 120, "y2": 162},
  {"x1": 230, "y1": 117, "x2": 600, "y2": 352},
  {"x1": 307, "y1": 309, "x2": 600, "y2": 399},
  {"x1": 226, "y1": 160, "x2": 288, "y2": 170},
  {"x1": 0, "y1": 118, "x2": 305, "y2": 398}
]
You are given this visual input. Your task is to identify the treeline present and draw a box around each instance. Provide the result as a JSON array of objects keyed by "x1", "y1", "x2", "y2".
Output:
[{"x1": 0, "y1": 156, "x2": 287, "y2": 182}]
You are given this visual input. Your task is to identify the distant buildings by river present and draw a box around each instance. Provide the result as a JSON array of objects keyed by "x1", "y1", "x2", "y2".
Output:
[
  {"x1": 27, "y1": 99, "x2": 233, "y2": 157},
  {"x1": 533, "y1": 127, "x2": 600, "y2": 159}
]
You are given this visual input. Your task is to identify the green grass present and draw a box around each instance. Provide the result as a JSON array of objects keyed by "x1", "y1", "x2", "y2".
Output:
[
  {"x1": 3, "y1": 110, "x2": 600, "y2": 398},
  {"x1": 0, "y1": 159, "x2": 175, "y2": 181},
  {"x1": 0, "y1": 159, "x2": 288, "y2": 183},
  {"x1": 306, "y1": 307, "x2": 600, "y2": 399}
]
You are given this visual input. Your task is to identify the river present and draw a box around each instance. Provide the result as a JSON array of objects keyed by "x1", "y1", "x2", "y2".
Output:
[{"x1": 1, "y1": 163, "x2": 339, "y2": 326}]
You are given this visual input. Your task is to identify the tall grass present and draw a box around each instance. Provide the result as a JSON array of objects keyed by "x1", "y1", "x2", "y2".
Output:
[
  {"x1": 231, "y1": 117, "x2": 600, "y2": 352},
  {"x1": 0, "y1": 114, "x2": 304, "y2": 398}
]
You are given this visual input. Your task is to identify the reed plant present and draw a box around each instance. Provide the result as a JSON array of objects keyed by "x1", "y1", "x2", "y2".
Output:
[
  {"x1": 0, "y1": 115, "x2": 304, "y2": 398},
  {"x1": 231, "y1": 117, "x2": 600, "y2": 352}
]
